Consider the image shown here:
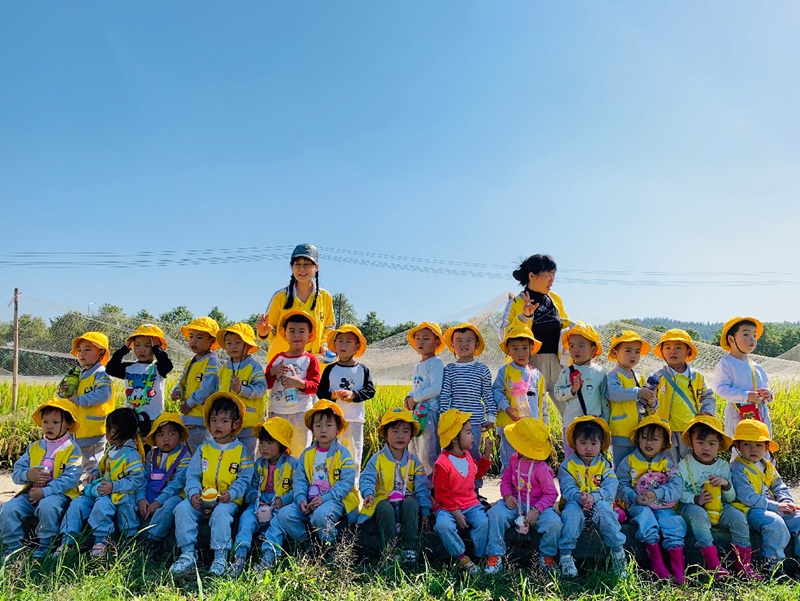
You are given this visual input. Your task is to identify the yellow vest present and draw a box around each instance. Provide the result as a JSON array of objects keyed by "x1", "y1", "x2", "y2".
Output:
[
  {"x1": 609, "y1": 370, "x2": 644, "y2": 438},
  {"x1": 256, "y1": 457, "x2": 295, "y2": 498},
  {"x1": 565, "y1": 459, "x2": 608, "y2": 494},
  {"x1": 200, "y1": 444, "x2": 246, "y2": 505},
  {"x1": 627, "y1": 453, "x2": 671, "y2": 484},
  {"x1": 302, "y1": 445, "x2": 360, "y2": 519},
  {"x1": 496, "y1": 364, "x2": 546, "y2": 427},
  {"x1": 28, "y1": 441, "x2": 80, "y2": 499},
  {"x1": 731, "y1": 458, "x2": 776, "y2": 514},
  {"x1": 219, "y1": 362, "x2": 264, "y2": 429},
  {"x1": 655, "y1": 369, "x2": 705, "y2": 433},
  {"x1": 359, "y1": 451, "x2": 421, "y2": 519},
  {"x1": 99, "y1": 445, "x2": 144, "y2": 505},
  {"x1": 73, "y1": 369, "x2": 114, "y2": 439},
  {"x1": 179, "y1": 354, "x2": 218, "y2": 421},
  {"x1": 266, "y1": 288, "x2": 335, "y2": 362}
]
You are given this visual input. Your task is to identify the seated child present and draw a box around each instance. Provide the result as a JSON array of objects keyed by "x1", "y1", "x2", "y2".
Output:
[
  {"x1": 731, "y1": 419, "x2": 800, "y2": 577},
  {"x1": 170, "y1": 393, "x2": 254, "y2": 578},
  {"x1": 358, "y1": 408, "x2": 431, "y2": 563},
  {"x1": 432, "y1": 409, "x2": 493, "y2": 574},
  {"x1": 616, "y1": 416, "x2": 685, "y2": 584},
  {"x1": 136, "y1": 413, "x2": 191, "y2": 553},
  {"x1": 678, "y1": 415, "x2": 759, "y2": 580},
  {"x1": 0, "y1": 398, "x2": 82, "y2": 558},
  {"x1": 485, "y1": 418, "x2": 561, "y2": 574},
  {"x1": 558, "y1": 416, "x2": 627, "y2": 578}
]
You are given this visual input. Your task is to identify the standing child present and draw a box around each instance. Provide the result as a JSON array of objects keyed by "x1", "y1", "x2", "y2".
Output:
[
  {"x1": 359, "y1": 408, "x2": 431, "y2": 563},
  {"x1": 318, "y1": 324, "x2": 375, "y2": 473},
  {"x1": 606, "y1": 330, "x2": 656, "y2": 467},
  {"x1": 485, "y1": 418, "x2": 562, "y2": 574},
  {"x1": 432, "y1": 409, "x2": 493, "y2": 574},
  {"x1": 216, "y1": 323, "x2": 267, "y2": 456},
  {"x1": 266, "y1": 310, "x2": 321, "y2": 458},
  {"x1": 616, "y1": 416, "x2": 685, "y2": 584},
  {"x1": 171, "y1": 317, "x2": 221, "y2": 452},
  {"x1": 557, "y1": 416, "x2": 627, "y2": 579},
  {"x1": 439, "y1": 323, "x2": 495, "y2": 494},
  {"x1": 0, "y1": 399, "x2": 82, "y2": 558},
  {"x1": 403, "y1": 322, "x2": 445, "y2": 476},
  {"x1": 107, "y1": 324, "x2": 173, "y2": 424}
]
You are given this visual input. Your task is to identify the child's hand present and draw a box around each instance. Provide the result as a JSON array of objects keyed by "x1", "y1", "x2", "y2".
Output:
[
  {"x1": 524, "y1": 507, "x2": 540, "y2": 527},
  {"x1": 273, "y1": 497, "x2": 283, "y2": 510},
  {"x1": 635, "y1": 493, "x2": 653, "y2": 506},
  {"x1": 299, "y1": 500, "x2": 310, "y2": 514},
  {"x1": 482, "y1": 434, "x2": 494, "y2": 459},
  {"x1": 179, "y1": 402, "x2": 192, "y2": 415},
  {"x1": 138, "y1": 499, "x2": 149, "y2": 518},
  {"x1": 219, "y1": 491, "x2": 231, "y2": 503},
  {"x1": 578, "y1": 492, "x2": 594, "y2": 510},
  {"x1": 570, "y1": 377, "x2": 583, "y2": 395},
  {"x1": 271, "y1": 364, "x2": 289, "y2": 378},
  {"x1": 746, "y1": 391, "x2": 760, "y2": 403},
  {"x1": 778, "y1": 501, "x2": 796, "y2": 515},
  {"x1": 28, "y1": 487, "x2": 44, "y2": 504},
  {"x1": 481, "y1": 421, "x2": 493, "y2": 433},
  {"x1": 58, "y1": 381, "x2": 69, "y2": 395},
  {"x1": 520, "y1": 291, "x2": 540, "y2": 318},
  {"x1": 256, "y1": 314, "x2": 272, "y2": 338},
  {"x1": 282, "y1": 375, "x2": 305, "y2": 389},
  {"x1": 421, "y1": 515, "x2": 430, "y2": 532},
  {"x1": 708, "y1": 475, "x2": 729, "y2": 489},
  {"x1": 85, "y1": 474, "x2": 98, "y2": 484},
  {"x1": 231, "y1": 376, "x2": 242, "y2": 393},
  {"x1": 695, "y1": 489, "x2": 712, "y2": 506},
  {"x1": 758, "y1": 388, "x2": 774, "y2": 403},
  {"x1": 191, "y1": 494, "x2": 201, "y2": 510},
  {"x1": 26, "y1": 467, "x2": 50, "y2": 484},
  {"x1": 404, "y1": 395, "x2": 416, "y2": 411},
  {"x1": 97, "y1": 481, "x2": 113, "y2": 496},
  {"x1": 452, "y1": 510, "x2": 467, "y2": 530},
  {"x1": 364, "y1": 494, "x2": 375, "y2": 508},
  {"x1": 338, "y1": 390, "x2": 355, "y2": 402},
  {"x1": 505, "y1": 407, "x2": 520, "y2": 421},
  {"x1": 503, "y1": 494, "x2": 518, "y2": 510},
  {"x1": 308, "y1": 497, "x2": 323, "y2": 511},
  {"x1": 146, "y1": 500, "x2": 161, "y2": 518},
  {"x1": 171, "y1": 390, "x2": 182, "y2": 401},
  {"x1": 639, "y1": 388, "x2": 656, "y2": 403}
]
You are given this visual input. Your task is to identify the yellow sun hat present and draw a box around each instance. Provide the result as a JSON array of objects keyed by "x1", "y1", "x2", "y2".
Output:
[
  {"x1": 732, "y1": 418, "x2": 778, "y2": 453},
  {"x1": 653, "y1": 329, "x2": 698, "y2": 362},
  {"x1": 607, "y1": 330, "x2": 651, "y2": 361},
  {"x1": 32, "y1": 398, "x2": 80, "y2": 434},
  {"x1": 277, "y1": 310, "x2": 317, "y2": 342},
  {"x1": 216, "y1": 322, "x2": 260, "y2": 356},
  {"x1": 561, "y1": 322, "x2": 603, "y2": 358},
  {"x1": 437, "y1": 408, "x2": 472, "y2": 449},
  {"x1": 719, "y1": 317, "x2": 764, "y2": 352},
  {"x1": 504, "y1": 418, "x2": 552, "y2": 460},
  {"x1": 71, "y1": 331, "x2": 111, "y2": 366},
  {"x1": 565, "y1": 415, "x2": 611, "y2": 452},
  {"x1": 304, "y1": 399, "x2": 348, "y2": 434},
  {"x1": 126, "y1": 324, "x2": 168, "y2": 350},
  {"x1": 406, "y1": 322, "x2": 446, "y2": 355},
  {"x1": 681, "y1": 415, "x2": 732, "y2": 452},
  {"x1": 203, "y1": 392, "x2": 246, "y2": 437},
  {"x1": 180, "y1": 317, "x2": 221, "y2": 350},
  {"x1": 628, "y1": 414, "x2": 672, "y2": 449},
  {"x1": 146, "y1": 412, "x2": 189, "y2": 447},
  {"x1": 252, "y1": 417, "x2": 295, "y2": 452},
  {"x1": 444, "y1": 322, "x2": 486, "y2": 357},
  {"x1": 326, "y1": 324, "x2": 367, "y2": 358},
  {"x1": 377, "y1": 407, "x2": 420, "y2": 438},
  {"x1": 499, "y1": 325, "x2": 542, "y2": 356}
]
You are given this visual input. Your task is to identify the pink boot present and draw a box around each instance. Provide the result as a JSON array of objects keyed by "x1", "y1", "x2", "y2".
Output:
[
  {"x1": 644, "y1": 542, "x2": 671, "y2": 580},
  {"x1": 700, "y1": 545, "x2": 730, "y2": 581},
  {"x1": 664, "y1": 546, "x2": 686, "y2": 585},
  {"x1": 731, "y1": 545, "x2": 762, "y2": 581}
]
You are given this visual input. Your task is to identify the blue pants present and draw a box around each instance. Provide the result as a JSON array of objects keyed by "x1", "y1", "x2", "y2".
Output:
[
  {"x1": 233, "y1": 502, "x2": 276, "y2": 556},
  {"x1": 173, "y1": 498, "x2": 239, "y2": 553},
  {"x1": 277, "y1": 500, "x2": 345, "y2": 545},
  {"x1": 260, "y1": 517, "x2": 287, "y2": 562},
  {"x1": 236, "y1": 432, "x2": 258, "y2": 459},
  {"x1": 186, "y1": 426, "x2": 211, "y2": 454},
  {"x1": 626, "y1": 504, "x2": 685, "y2": 549},
  {"x1": 465, "y1": 422, "x2": 485, "y2": 490},
  {"x1": 486, "y1": 503, "x2": 561, "y2": 557},
  {"x1": 434, "y1": 504, "x2": 488, "y2": 558},
  {"x1": 495, "y1": 427, "x2": 516, "y2": 473},
  {"x1": 559, "y1": 500, "x2": 626, "y2": 552},
  {"x1": 141, "y1": 495, "x2": 182, "y2": 541},
  {"x1": 681, "y1": 503, "x2": 750, "y2": 548},
  {"x1": 747, "y1": 508, "x2": 800, "y2": 560},
  {"x1": 611, "y1": 443, "x2": 635, "y2": 470},
  {"x1": 0, "y1": 493, "x2": 70, "y2": 550},
  {"x1": 61, "y1": 495, "x2": 139, "y2": 542}
]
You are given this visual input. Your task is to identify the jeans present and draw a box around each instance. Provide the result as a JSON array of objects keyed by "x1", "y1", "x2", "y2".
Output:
[
  {"x1": 141, "y1": 495, "x2": 183, "y2": 541},
  {"x1": 88, "y1": 495, "x2": 139, "y2": 540},
  {"x1": 236, "y1": 432, "x2": 258, "y2": 458},
  {"x1": 173, "y1": 497, "x2": 239, "y2": 553},
  {"x1": 277, "y1": 500, "x2": 345, "y2": 545},
  {"x1": 434, "y1": 504, "x2": 488, "y2": 558},
  {"x1": 626, "y1": 504, "x2": 685, "y2": 549},
  {"x1": 611, "y1": 443, "x2": 635, "y2": 470},
  {"x1": 76, "y1": 442, "x2": 104, "y2": 478},
  {"x1": 681, "y1": 503, "x2": 750, "y2": 548},
  {"x1": 486, "y1": 503, "x2": 561, "y2": 557},
  {"x1": 465, "y1": 422, "x2": 486, "y2": 490},
  {"x1": 747, "y1": 508, "x2": 800, "y2": 560},
  {"x1": 186, "y1": 426, "x2": 212, "y2": 454},
  {"x1": 233, "y1": 502, "x2": 279, "y2": 556},
  {"x1": 408, "y1": 410, "x2": 440, "y2": 476},
  {"x1": 0, "y1": 493, "x2": 70, "y2": 550},
  {"x1": 559, "y1": 500, "x2": 625, "y2": 552}
]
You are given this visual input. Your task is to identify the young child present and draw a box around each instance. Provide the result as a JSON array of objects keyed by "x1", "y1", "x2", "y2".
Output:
[
  {"x1": 712, "y1": 317, "x2": 774, "y2": 440},
  {"x1": 171, "y1": 317, "x2": 221, "y2": 452},
  {"x1": 216, "y1": 322, "x2": 267, "y2": 456},
  {"x1": 678, "y1": 415, "x2": 759, "y2": 580},
  {"x1": 230, "y1": 417, "x2": 296, "y2": 576},
  {"x1": 554, "y1": 322, "x2": 609, "y2": 458},
  {"x1": 107, "y1": 324, "x2": 173, "y2": 423},
  {"x1": 0, "y1": 398, "x2": 82, "y2": 557},
  {"x1": 606, "y1": 330, "x2": 656, "y2": 467},
  {"x1": 318, "y1": 324, "x2": 376, "y2": 473},
  {"x1": 651, "y1": 329, "x2": 716, "y2": 463},
  {"x1": 57, "y1": 407, "x2": 146, "y2": 557},
  {"x1": 136, "y1": 413, "x2": 191, "y2": 554},
  {"x1": 616, "y1": 416, "x2": 685, "y2": 584},
  {"x1": 170, "y1": 393, "x2": 255, "y2": 577},
  {"x1": 485, "y1": 418, "x2": 562, "y2": 574},
  {"x1": 266, "y1": 310, "x2": 321, "y2": 458},
  {"x1": 264, "y1": 400, "x2": 360, "y2": 568},
  {"x1": 358, "y1": 408, "x2": 431, "y2": 563},
  {"x1": 63, "y1": 331, "x2": 114, "y2": 476},
  {"x1": 492, "y1": 326, "x2": 548, "y2": 472},
  {"x1": 730, "y1": 419, "x2": 800, "y2": 577},
  {"x1": 557, "y1": 416, "x2": 627, "y2": 578},
  {"x1": 404, "y1": 322, "x2": 445, "y2": 476},
  {"x1": 432, "y1": 409, "x2": 493, "y2": 574},
  {"x1": 439, "y1": 323, "x2": 495, "y2": 494}
]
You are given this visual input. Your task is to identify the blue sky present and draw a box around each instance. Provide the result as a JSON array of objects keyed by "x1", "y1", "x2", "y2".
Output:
[{"x1": 1, "y1": 2, "x2": 798, "y2": 328}]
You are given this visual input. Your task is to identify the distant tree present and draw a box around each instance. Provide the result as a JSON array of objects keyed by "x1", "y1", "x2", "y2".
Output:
[
  {"x1": 208, "y1": 306, "x2": 233, "y2": 328},
  {"x1": 243, "y1": 313, "x2": 262, "y2": 330},
  {"x1": 332, "y1": 293, "x2": 358, "y2": 328},
  {"x1": 685, "y1": 328, "x2": 702, "y2": 342},
  {"x1": 48, "y1": 311, "x2": 89, "y2": 353},
  {"x1": 133, "y1": 309, "x2": 156, "y2": 322},
  {"x1": 16, "y1": 314, "x2": 51, "y2": 347},
  {"x1": 94, "y1": 304, "x2": 127, "y2": 326},
  {"x1": 650, "y1": 325, "x2": 666, "y2": 333},
  {"x1": 159, "y1": 306, "x2": 194, "y2": 327},
  {"x1": 359, "y1": 311, "x2": 388, "y2": 344},
  {"x1": 387, "y1": 321, "x2": 417, "y2": 337},
  {"x1": 620, "y1": 318, "x2": 644, "y2": 327}
]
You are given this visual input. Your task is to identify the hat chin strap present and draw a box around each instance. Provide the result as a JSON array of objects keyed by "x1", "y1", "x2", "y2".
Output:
[{"x1": 45, "y1": 423, "x2": 70, "y2": 441}]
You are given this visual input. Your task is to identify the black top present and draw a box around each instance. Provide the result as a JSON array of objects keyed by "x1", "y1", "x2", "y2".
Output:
[{"x1": 525, "y1": 289, "x2": 562, "y2": 355}]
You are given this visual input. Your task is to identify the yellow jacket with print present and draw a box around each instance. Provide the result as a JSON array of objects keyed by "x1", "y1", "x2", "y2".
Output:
[
  {"x1": 295, "y1": 439, "x2": 361, "y2": 523},
  {"x1": 184, "y1": 439, "x2": 255, "y2": 506},
  {"x1": 357, "y1": 447, "x2": 432, "y2": 521},
  {"x1": 72, "y1": 363, "x2": 114, "y2": 441},
  {"x1": 12, "y1": 438, "x2": 82, "y2": 499},
  {"x1": 653, "y1": 366, "x2": 715, "y2": 433},
  {"x1": 95, "y1": 440, "x2": 145, "y2": 505}
]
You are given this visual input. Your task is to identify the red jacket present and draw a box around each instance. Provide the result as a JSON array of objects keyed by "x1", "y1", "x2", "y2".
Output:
[{"x1": 432, "y1": 450, "x2": 491, "y2": 511}]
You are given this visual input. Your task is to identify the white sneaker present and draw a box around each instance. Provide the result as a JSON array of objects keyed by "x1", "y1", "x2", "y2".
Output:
[
  {"x1": 401, "y1": 549, "x2": 417, "y2": 564},
  {"x1": 170, "y1": 552, "x2": 197, "y2": 576},
  {"x1": 560, "y1": 554, "x2": 578, "y2": 578},
  {"x1": 484, "y1": 556, "x2": 503, "y2": 574},
  {"x1": 208, "y1": 557, "x2": 228, "y2": 577},
  {"x1": 611, "y1": 548, "x2": 629, "y2": 578}
]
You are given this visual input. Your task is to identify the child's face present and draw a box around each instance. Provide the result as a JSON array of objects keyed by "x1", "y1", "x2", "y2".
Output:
[
  {"x1": 225, "y1": 332, "x2": 247, "y2": 361},
  {"x1": 638, "y1": 428, "x2": 666, "y2": 460},
  {"x1": 612, "y1": 341, "x2": 642, "y2": 369},
  {"x1": 132, "y1": 336, "x2": 155, "y2": 362},
  {"x1": 258, "y1": 437, "x2": 283, "y2": 462},
  {"x1": 574, "y1": 433, "x2": 601, "y2": 462},
  {"x1": 455, "y1": 421, "x2": 474, "y2": 452},
  {"x1": 507, "y1": 338, "x2": 532, "y2": 367},
  {"x1": 291, "y1": 259, "x2": 318, "y2": 284},
  {"x1": 209, "y1": 410, "x2": 239, "y2": 442},
  {"x1": 155, "y1": 424, "x2": 181, "y2": 453},
  {"x1": 736, "y1": 440, "x2": 767, "y2": 463},
  {"x1": 334, "y1": 332, "x2": 360, "y2": 362},
  {"x1": 312, "y1": 413, "x2": 338, "y2": 447},
  {"x1": 76, "y1": 341, "x2": 104, "y2": 368},
  {"x1": 386, "y1": 422, "x2": 413, "y2": 452},
  {"x1": 729, "y1": 325, "x2": 758, "y2": 354},
  {"x1": 568, "y1": 334, "x2": 596, "y2": 364},
  {"x1": 188, "y1": 330, "x2": 214, "y2": 356},
  {"x1": 660, "y1": 341, "x2": 690, "y2": 368},
  {"x1": 41, "y1": 409, "x2": 67, "y2": 440},
  {"x1": 412, "y1": 328, "x2": 439, "y2": 359},
  {"x1": 691, "y1": 431, "x2": 721, "y2": 464},
  {"x1": 284, "y1": 322, "x2": 312, "y2": 352},
  {"x1": 452, "y1": 331, "x2": 478, "y2": 360}
]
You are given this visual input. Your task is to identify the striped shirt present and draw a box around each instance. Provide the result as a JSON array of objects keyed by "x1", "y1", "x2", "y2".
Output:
[{"x1": 439, "y1": 361, "x2": 496, "y2": 425}]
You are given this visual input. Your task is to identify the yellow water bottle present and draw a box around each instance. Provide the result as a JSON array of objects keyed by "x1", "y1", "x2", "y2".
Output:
[{"x1": 704, "y1": 482, "x2": 722, "y2": 525}]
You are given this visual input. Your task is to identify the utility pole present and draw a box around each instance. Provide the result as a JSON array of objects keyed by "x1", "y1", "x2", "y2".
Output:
[{"x1": 12, "y1": 288, "x2": 19, "y2": 411}]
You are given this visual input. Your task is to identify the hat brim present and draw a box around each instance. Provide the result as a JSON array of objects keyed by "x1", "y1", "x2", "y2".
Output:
[
  {"x1": 653, "y1": 340, "x2": 698, "y2": 362},
  {"x1": 607, "y1": 339, "x2": 651, "y2": 361},
  {"x1": 720, "y1": 317, "x2": 764, "y2": 352},
  {"x1": 146, "y1": 415, "x2": 189, "y2": 447},
  {"x1": 252, "y1": 421, "x2": 294, "y2": 451},
  {"x1": 444, "y1": 325, "x2": 486, "y2": 357},
  {"x1": 216, "y1": 328, "x2": 260, "y2": 356},
  {"x1": 407, "y1": 323, "x2": 446, "y2": 355},
  {"x1": 304, "y1": 401, "x2": 348, "y2": 434},
  {"x1": 438, "y1": 412, "x2": 472, "y2": 449},
  {"x1": 71, "y1": 336, "x2": 111, "y2": 366},
  {"x1": 378, "y1": 417, "x2": 421, "y2": 438},
  {"x1": 126, "y1": 334, "x2": 168, "y2": 350},
  {"x1": 203, "y1": 392, "x2": 246, "y2": 437},
  {"x1": 33, "y1": 399, "x2": 80, "y2": 434},
  {"x1": 504, "y1": 423, "x2": 551, "y2": 460},
  {"x1": 278, "y1": 311, "x2": 317, "y2": 343},
  {"x1": 327, "y1": 328, "x2": 367, "y2": 358},
  {"x1": 561, "y1": 328, "x2": 603, "y2": 358},
  {"x1": 566, "y1": 416, "x2": 611, "y2": 452}
]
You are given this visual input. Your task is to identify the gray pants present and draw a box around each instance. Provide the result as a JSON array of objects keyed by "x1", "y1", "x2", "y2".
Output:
[{"x1": 530, "y1": 353, "x2": 563, "y2": 419}]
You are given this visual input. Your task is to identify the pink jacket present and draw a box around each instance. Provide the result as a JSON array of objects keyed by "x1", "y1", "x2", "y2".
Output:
[
  {"x1": 432, "y1": 451, "x2": 491, "y2": 512},
  {"x1": 499, "y1": 453, "x2": 558, "y2": 514}
]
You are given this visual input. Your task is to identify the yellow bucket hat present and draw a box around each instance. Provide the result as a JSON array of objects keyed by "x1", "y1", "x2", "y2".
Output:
[
  {"x1": 146, "y1": 412, "x2": 189, "y2": 447},
  {"x1": 444, "y1": 322, "x2": 485, "y2": 357},
  {"x1": 499, "y1": 325, "x2": 542, "y2": 356},
  {"x1": 438, "y1": 408, "x2": 472, "y2": 449},
  {"x1": 565, "y1": 415, "x2": 611, "y2": 452},
  {"x1": 252, "y1": 417, "x2": 295, "y2": 453},
  {"x1": 681, "y1": 415, "x2": 732, "y2": 452},
  {"x1": 203, "y1": 392, "x2": 246, "y2": 437},
  {"x1": 407, "y1": 322, "x2": 446, "y2": 355},
  {"x1": 181, "y1": 317, "x2": 221, "y2": 350},
  {"x1": 561, "y1": 322, "x2": 603, "y2": 358},
  {"x1": 720, "y1": 317, "x2": 764, "y2": 352},
  {"x1": 216, "y1": 322, "x2": 260, "y2": 356},
  {"x1": 304, "y1": 399, "x2": 348, "y2": 434},
  {"x1": 607, "y1": 330, "x2": 651, "y2": 361},
  {"x1": 71, "y1": 331, "x2": 111, "y2": 366},
  {"x1": 653, "y1": 329, "x2": 698, "y2": 362},
  {"x1": 278, "y1": 310, "x2": 317, "y2": 342},
  {"x1": 377, "y1": 407, "x2": 421, "y2": 438},
  {"x1": 327, "y1": 324, "x2": 367, "y2": 358},
  {"x1": 32, "y1": 398, "x2": 80, "y2": 434},
  {"x1": 629, "y1": 414, "x2": 672, "y2": 449},
  {"x1": 504, "y1": 418, "x2": 551, "y2": 461},
  {"x1": 732, "y1": 418, "x2": 778, "y2": 453},
  {"x1": 126, "y1": 324, "x2": 167, "y2": 350}
]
